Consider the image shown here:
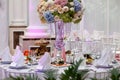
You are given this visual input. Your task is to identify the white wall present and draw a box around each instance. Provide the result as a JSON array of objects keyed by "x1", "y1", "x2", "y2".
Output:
[
  {"x1": 28, "y1": 0, "x2": 48, "y2": 29},
  {"x1": 29, "y1": 0, "x2": 40, "y2": 26},
  {"x1": 9, "y1": 0, "x2": 28, "y2": 26},
  {"x1": 0, "y1": 0, "x2": 8, "y2": 52},
  {"x1": 109, "y1": 0, "x2": 120, "y2": 34},
  {"x1": 83, "y1": 0, "x2": 120, "y2": 35}
]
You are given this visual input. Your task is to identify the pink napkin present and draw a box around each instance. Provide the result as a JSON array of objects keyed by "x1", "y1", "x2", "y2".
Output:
[{"x1": 37, "y1": 52, "x2": 51, "y2": 70}]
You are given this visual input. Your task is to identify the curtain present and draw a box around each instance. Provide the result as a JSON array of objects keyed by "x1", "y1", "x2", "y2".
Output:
[
  {"x1": 0, "y1": 0, "x2": 8, "y2": 52},
  {"x1": 83, "y1": 0, "x2": 107, "y2": 34},
  {"x1": 83, "y1": 0, "x2": 120, "y2": 35},
  {"x1": 109, "y1": 0, "x2": 120, "y2": 34}
]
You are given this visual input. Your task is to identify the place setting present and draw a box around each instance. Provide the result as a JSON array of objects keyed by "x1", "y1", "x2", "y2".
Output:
[
  {"x1": 9, "y1": 46, "x2": 28, "y2": 70},
  {"x1": 0, "y1": 46, "x2": 12, "y2": 64}
]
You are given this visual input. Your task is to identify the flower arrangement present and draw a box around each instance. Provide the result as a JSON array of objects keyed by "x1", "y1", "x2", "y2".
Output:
[
  {"x1": 37, "y1": 0, "x2": 84, "y2": 23},
  {"x1": 23, "y1": 50, "x2": 31, "y2": 63}
]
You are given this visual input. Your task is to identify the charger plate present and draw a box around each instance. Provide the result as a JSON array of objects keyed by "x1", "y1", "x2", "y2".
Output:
[
  {"x1": 95, "y1": 65, "x2": 113, "y2": 68},
  {"x1": 9, "y1": 66, "x2": 28, "y2": 69},
  {"x1": 1, "y1": 61, "x2": 12, "y2": 64},
  {"x1": 52, "y1": 63, "x2": 71, "y2": 67}
]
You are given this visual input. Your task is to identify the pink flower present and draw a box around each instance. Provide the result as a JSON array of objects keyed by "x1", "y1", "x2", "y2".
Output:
[{"x1": 54, "y1": 0, "x2": 68, "y2": 6}]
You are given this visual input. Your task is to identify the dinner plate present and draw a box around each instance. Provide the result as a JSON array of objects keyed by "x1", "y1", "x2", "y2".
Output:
[
  {"x1": 1, "y1": 61, "x2": 12, "y2": 64},
  {"x1": 95, "y1": 65, "x2": 113, "y2": 68},
  {"x1": 27, "y1": 62, "x2": 38, "y2": 66},
  {"x1": 9, "y1": 66, "x2": 28, "y2": 69},
  {"x1": 35, "y1": 69, "x2": 48, "y2": 72},
  {"x1": 52, "y1": 63, "x2": 71, "y2": 68}
]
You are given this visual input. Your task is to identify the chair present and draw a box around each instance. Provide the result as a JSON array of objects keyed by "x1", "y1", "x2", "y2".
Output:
[
  {"x1": 91, "y1": 30, "x2": 105, "y2": 40},
  {"x1": 112, "y1": 32, "x2": 120, "y2": 50}
]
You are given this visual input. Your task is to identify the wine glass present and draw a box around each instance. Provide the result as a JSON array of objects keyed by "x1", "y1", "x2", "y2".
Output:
[{"x1": 28, "y1": 50, "x2": 37, "y2": 66}]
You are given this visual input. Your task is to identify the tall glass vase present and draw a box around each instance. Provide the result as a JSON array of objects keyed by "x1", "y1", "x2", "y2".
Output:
[
  {"x1": 54, "y1": 20, "x2": 65, "y2": 63},
  {"x1": 54, "y1": 21, "x2": 65, "y2": 61},
  {"x1": 54, "y1": 20, "x2": 64, "y2": 50}
]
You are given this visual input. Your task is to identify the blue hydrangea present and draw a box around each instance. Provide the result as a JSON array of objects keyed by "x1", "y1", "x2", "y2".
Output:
[
  {"x1": 43, "y1": 11, "x2": 54, "y2": 23},
  {"x1": 74, "y1": 0, "x2": 82, "y2": 12}
]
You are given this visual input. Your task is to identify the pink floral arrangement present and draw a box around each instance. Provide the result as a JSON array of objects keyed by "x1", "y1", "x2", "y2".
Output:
[{"x1": 37, "y1": 0, "x2": 84, "y2": 23}]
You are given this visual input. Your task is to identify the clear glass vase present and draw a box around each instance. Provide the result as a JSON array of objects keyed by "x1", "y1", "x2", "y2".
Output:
[
  {"x1": 54, "y1": 20, "x2": 65, "y2": 51},
  {"x1": 54, "y1": 20, "x2": 65, "y2": 63},
  {"x1": 50, "y1": 21, "x2": 72, "y2": 64}
]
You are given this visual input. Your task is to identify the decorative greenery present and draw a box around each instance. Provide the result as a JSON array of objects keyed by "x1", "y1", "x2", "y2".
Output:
[
  {"x1": 90, "y1": 78, "x2": 98, "y2": 80},
  {"x1": 4, "y1": 75, "x2": 24, "y2": 80},
  {"x1": 90, "y1": 77, "x2": 108, "y2": 80},
  {"x1": 4, "y1": 74, "x2": 40, "y2": 80},
  {"x1": 44, "y1": 69, "x2": 58, "y2": 80},
  {"x1": 60, "y1": 59, "x2": 89, "y2": 80},
  {"x1": 25, "y1": 74, "x2": 39, "y2": 80},
  {"x1": 110, "y1": 68, "x2": 120, "y2": 80}
]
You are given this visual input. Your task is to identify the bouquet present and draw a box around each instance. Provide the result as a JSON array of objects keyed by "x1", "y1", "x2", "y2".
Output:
[{"x1": 37, "y1": 0, "x2": 84, "y2": 23}]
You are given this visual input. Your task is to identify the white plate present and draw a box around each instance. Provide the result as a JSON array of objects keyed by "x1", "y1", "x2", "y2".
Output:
[
  {"x1": 1, "y1": 61, "x2": 12, "y2": 64},
  {"x1": 9, "y1": 66, "x2": 28, "y2": 69}
]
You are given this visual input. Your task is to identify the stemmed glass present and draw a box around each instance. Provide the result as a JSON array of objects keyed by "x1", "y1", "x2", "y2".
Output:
[
  {"x1": 90, "y1": 40, "x2": 102, "y2": 60},
  {"x1": 28, "y1": 50, "x2": 37, "y2": 66},
  {"x1": 82, "y1": 40, "x2": 102, "y2": 65},
  {"x1": 64, "y1": 23, "x2": 71, "y2": 41}
]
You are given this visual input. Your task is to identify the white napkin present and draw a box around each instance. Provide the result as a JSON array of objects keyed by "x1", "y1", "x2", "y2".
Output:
[
  {"x1": 37, "y1": 52, "x2": 51, "y2": 70},
  {"x1": 94, "y1": 47, "x2": 113, "y2": 66},
  {"x1": 0, "y1": 46, "x2": 12, "y2": 61},
  {"x1": 12, "y1": 45, "x2": 20, "y2": 61},
  {"x1": 11, "y1": 46, "x2": 25, "y2": 67}
]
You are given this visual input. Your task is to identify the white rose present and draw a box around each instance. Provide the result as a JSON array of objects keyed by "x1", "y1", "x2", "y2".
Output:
[
  {"x1": 49, "y1": 9, "x2": 55, "y2": 13},
  {"x1": 70, "y1": 2, "x2": 74, "y2": 6},
  {"x1": 63, "y1": 6, "x2": 69, "y2": 12},
  {"x1": 54, "y1": 15, "x2": 60, "y2": 21},
  {"x1": 58, "y1": 8, "x2": 64, "y2": 14},
  {"x1": 47, "y1": 0, "x2": 54, "y2": 5},
  {"x1": 70, "y1": 7, "x2": 74, "y2": 11},
  {"x1": 44, "y1": 2, "x2": 48, "y2": 7}
]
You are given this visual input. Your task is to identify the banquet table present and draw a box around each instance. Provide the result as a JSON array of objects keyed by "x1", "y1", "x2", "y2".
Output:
[{"x1": 0, "y1": 63, "x2": 119, "y2": 80}]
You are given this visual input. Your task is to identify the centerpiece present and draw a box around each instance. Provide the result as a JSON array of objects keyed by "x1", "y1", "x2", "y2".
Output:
[{"x1": 37, "y1": 0, "x2": 84, "y2": 64}]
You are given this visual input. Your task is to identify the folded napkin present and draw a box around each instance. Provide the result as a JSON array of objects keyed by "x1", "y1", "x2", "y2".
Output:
[
  {"x1": 94, "y1": 47, "x2": 113, "y2": 66},
  {"x1": 12, "y1": 45, "x2": 20, "y2": 61},
  {"x1": 37, "y1": 52, "x2": 51, "y2": 70},
  {"x1": 0, "y1": 46, "x2": 12, "y2": 62},
  {"x1": 11, "y1": 46, "x2": 25, "y2": 67}
]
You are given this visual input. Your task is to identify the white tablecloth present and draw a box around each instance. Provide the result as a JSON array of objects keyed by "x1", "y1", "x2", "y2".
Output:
[{"x1": 0, "y1": 63, "x2": 119, "y2": 80}]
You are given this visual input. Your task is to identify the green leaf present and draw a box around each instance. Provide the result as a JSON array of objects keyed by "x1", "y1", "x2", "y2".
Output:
[
  {"x1": 25, "y1": 74, "x2": 39, "y2": 80},
  {"x1": 60, "y1": 13, "x2": 72, "y2": 23},
  {"x1": 52, "y1": 11, "x2": 59, "y2": 16},
  {"x1": 73, "y1": 18, "x2": 82, "y2": 24},
  {"x1": 110, "y1": 68, "x2": 120, "y2": 80},
  {"x1": 44, "y1": 69, "x2": 58, "y2": 80},
  {"x1": 60, "y1": 59, "x2": 89, "y2": 80},
  {"x1": 4, "y1": 75, "x2": 24, "y2": 80},
  {"x1": 68, "y1": 0, "x2": 73, "y2": 2}
]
